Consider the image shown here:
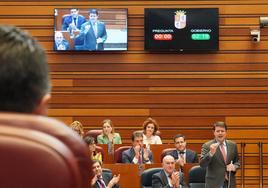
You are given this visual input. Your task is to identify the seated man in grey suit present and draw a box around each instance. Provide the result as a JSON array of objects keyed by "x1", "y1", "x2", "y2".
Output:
[
  {"x1": 168, "y1": 134, "x2": 199, "y2": 168},
  {"x1": 122, "y1": 131, "x2": 153, "y2": 164},
  {"x1": 91, "y1": 159, "x2": 120, "y2": 188},
  {"x1": 152, "y1": 155, "x2": 188, "y2": 188}
]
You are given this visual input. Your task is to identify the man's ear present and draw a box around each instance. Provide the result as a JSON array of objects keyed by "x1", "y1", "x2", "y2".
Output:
[{"x1": 33, "y1": 94, "x2": 51, "y2": 116}]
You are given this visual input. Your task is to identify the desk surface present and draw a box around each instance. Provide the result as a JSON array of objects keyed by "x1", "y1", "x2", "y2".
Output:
[{"x1": 102, "y1": 163, "x2": 199, "y2": 187}]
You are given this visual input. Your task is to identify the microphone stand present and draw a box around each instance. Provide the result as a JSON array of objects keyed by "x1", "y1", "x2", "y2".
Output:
[{"x1": 227, "y1": 161, "x2": 233, "y2": 188}]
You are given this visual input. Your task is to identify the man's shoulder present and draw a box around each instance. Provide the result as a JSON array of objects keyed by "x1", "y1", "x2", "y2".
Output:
[
  {"x1": 81, "y1": 21, "x2": 89, "y2": 27},
  {"x1": 122, "y1": 147, "x2": 132, "y2": 154},
  {"x1": 152, "y1": 169, "x2": 163, "y2": 178},
  {"x1": 186, "y1": 148, "x2": 197, "y2": 154},
  {"x1": 97, "y1": 21, "x2": 106, "y2": 26},
  {"x1": 63, "y1": 15, "x2": 72, "y2": 20},
  {"x1": 203, "y1": 139, "x2": 215, "y2": 146},
  {"x1": 78, "y1": 15, "x2": 85, "y2": 19},
  {"x1": 167, "y1": 149, "x2": 177, "y2": 155},
  {"x1": 226, "y1": 139, "x2": 237, "y2": 145}
]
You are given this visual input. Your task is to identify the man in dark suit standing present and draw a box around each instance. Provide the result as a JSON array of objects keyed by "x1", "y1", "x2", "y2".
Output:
[
  {"x1": 152, "y1": 155, "x2": 188, "y2": 188},
  {"x1": 122, "y1": 131, "x2": 153, "y2": 164},
  {"x1": 200, "y1": 121, "x2": 240, "y2": 188},
  {"x1": 168, "y1": 134, "x2": 199, "y2": 168},
  {"x1": 78, "y1": 9, "x2": 107, "y2": 50},
  {"x1": 91, "y1": 159, "x2": 120, "y2": 188},
  {"x1": 61, "y1": 8, "x2": 86, "y2": 31}
]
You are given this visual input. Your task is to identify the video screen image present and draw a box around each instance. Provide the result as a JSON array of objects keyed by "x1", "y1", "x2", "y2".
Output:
[
  {"x1": 54, "y1": 8, "x2": 128, "y2": 51},
  {"x1": 144, "y1": 8, "x2": 219, "y2": 52}
]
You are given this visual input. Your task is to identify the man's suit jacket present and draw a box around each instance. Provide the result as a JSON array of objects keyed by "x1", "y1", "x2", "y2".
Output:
[
  {"x1": 61, "y1": 15, "x2": 86, "y2": 31},
  {"x1": 54, "y1": 40, "x2": 70, "y2": 51},
  {"x1": 169, "y1": 149, "x2": 199, "y2": 163},
  {"x1": 79, "y1": 21, "x2": 107, "y2": 50},
  {"x1": 122, "y1": 147, "x2": 153, "y2": 164},
  {"x1": 152, "y1": 169, "x2": 188, "y2": 188},
  {"x1": 200, "y1": 139, "x2": 240, "y2": 188},
  {"x1": 92, "y1": 172, "x2": 119, "y2": 188}
]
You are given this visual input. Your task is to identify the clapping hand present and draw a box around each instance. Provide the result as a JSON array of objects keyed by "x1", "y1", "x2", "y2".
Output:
[{"x1": 170, "y1": 171, "x2": 180, "y2": 188}]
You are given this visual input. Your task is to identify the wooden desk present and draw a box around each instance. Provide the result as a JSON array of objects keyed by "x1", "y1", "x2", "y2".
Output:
[
  {"x1": 103, "y1": 163, "x2": 140, "y2": 188},
  {"x1": 102, "y1": 163, "x2": 200, "y2": 187}
]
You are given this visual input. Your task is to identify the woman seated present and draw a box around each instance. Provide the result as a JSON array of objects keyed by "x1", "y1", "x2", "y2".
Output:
[
  {"x1": 84, "y1": 136, "x2": 102, "y2": 161},
  {"x1": 70, "y1": 120, "x2": 84, "y2": 138},
  {"x1": 97, "y1": 119, "x2": 122, "y2": 144},
  {"x1": 142, "y1": 117, "x2": 162, "y2": 148}
]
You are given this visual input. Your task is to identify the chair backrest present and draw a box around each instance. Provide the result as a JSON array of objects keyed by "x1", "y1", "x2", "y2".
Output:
[
  {"x1": 160, "y1": 147, "x2": 176, "y2": 162},
  {"x1": 114, "y1": 146, "x2": 131, "y2": 163},
  {"x1": 188, "y1": 165, "x2": 206, "y2": 188},
  {"x1": 0, "y1": 113, "x2": 91, "y2": 188},
  {"x1": 96, "y1": 145, "x2": 105, "y2": 160},
  {"x1": 84, "y1": 129, "x2": 103, "y2": 142},
  {"x1": 141, "y1": 167, "x2": 162, "y2": 188}
]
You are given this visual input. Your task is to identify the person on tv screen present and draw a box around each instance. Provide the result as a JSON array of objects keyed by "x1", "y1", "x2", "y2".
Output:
[
  {"x1": 61, "y1": 8, "x2": 86, "y2": 31},
  {"x1": 54, "y1": 31, "x2": 70, "y2": 50},
  {"x1": 78, "y1": 9, "x2": 107, "y2": 50}
]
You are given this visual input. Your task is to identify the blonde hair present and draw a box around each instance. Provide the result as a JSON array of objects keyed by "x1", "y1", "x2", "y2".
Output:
[
  {"x1": 102, "y1": 119, "x2": 115, "y2": 134},
  {"x1": 70, "y1": 120, "x2": 84, "y2": 136}
]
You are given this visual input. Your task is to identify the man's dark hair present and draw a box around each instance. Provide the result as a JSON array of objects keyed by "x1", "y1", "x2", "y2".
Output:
[
  {"x1": 131, "y1": 130, "x2": 143, "y2": 142},
  {"x1": 213, "y1": 121, "x2": 227, "y2": 131},
  {"x1": 89, "y1": 9, "x2": 98, "y2": 15},
  {"x1": 0, "y1": 25, "x2": 50, "y2": 113},
  {"x1": 83, "y1": 135, "x2": 95, "y2": 146},
  {"x1": 173, "y1": 134, "x2": 186, "y2": 142}
]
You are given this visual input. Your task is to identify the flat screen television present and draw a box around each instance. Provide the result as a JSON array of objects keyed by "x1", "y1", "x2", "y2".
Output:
[
  {"x1": 54, "y1": 8, "x2": 128, "y2": 51},
  {"x1": 144, "y1": 8, "x2": 219, "y2": 52}
]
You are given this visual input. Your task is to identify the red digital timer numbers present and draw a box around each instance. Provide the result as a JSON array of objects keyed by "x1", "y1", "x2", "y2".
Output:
[{"x1": 153, "y1": 34, "x2": 173, "y2": 40}]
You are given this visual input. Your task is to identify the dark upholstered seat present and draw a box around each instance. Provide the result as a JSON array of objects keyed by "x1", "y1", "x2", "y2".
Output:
[
  {"x1": 188, "y1": 165, "x2": 206, "y2": 188},
  {"x1": 141, "y1": 167, "x2": 162, "y2": 188},
  {"x1": 160, "y1": 147, "x2": 176, "y2": 162},
  {"x1": 0, "y1": 113, "x2": 91, "y2": 188},
  {"x1": 114, "y1": 146, "x2": 131, "y2": 163}
]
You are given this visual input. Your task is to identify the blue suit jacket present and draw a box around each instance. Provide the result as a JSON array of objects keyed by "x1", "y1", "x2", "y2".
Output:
[
  {"x1": 61, "y1": 15, "x2": 86, "y2": 31},
  {"x1": 168, "y1": 149, "x2": 199, "y2": 163},
  {"x1": 122, "y1": 147, "x2": 153, "y2": 164},
  {"x1": 78, "y1": 21, "x2": 107, "y2": 50}
]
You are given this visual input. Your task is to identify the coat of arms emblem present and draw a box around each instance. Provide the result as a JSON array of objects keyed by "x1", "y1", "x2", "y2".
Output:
[{"x1": 174, "y1": 10, "x2": 186, "y2": 29}]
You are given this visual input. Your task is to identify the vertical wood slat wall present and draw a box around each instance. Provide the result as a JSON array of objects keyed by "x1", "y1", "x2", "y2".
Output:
[{"x1": 0, "y1": 0, "x2": 268, "y2": 187}]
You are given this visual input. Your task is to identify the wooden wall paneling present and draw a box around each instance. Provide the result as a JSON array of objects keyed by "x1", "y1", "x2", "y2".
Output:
[{"x1": 1, "y1": 1, "x2": 268, "y2": 186}]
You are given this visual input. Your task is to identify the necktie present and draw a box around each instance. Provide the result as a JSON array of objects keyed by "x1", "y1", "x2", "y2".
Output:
[
  {"x1": 178, "y1": 151, "x2": 185, "y2": 162},
  {"x1": 220, "y1": 143, "x2": 229, "y2": 181},
  {"x1": 138, "y1": 152, "x2": 142, "y2": 164},
  {"x1": 93, "y1": 23, "x2": 97, "y2": 37},
  {"x1": 73, "y1": 18, "x2": 77, "y2": 26},
  {"x1": 98, "y1": 179, "x2": 106, "y2": 188},
  {"x1": 220, "y1": 143, "x2": 227, "y2": 164}
]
